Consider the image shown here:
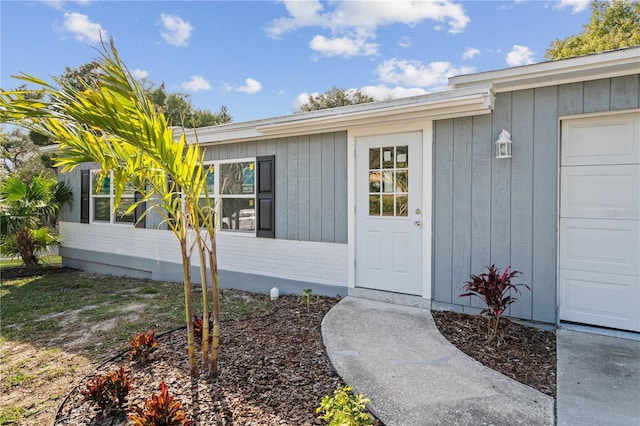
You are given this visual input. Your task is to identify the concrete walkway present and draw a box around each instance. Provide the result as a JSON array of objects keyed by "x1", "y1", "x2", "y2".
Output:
[
  {"x1": 557, "y1": 329, "x2": 640, "y2": 426},
  {"x1": 322, "y1": 297, "x2": 554, "y2": 425}
]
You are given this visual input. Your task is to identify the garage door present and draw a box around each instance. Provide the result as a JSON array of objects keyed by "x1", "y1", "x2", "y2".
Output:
[{"x1": 559, "y1": 111, "x2": 640, "y2": 332}]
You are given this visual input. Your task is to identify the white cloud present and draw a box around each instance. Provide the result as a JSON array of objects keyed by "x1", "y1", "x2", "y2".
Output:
[
  {"x1": 554, "y1": 0, "x2": 589, "y2": 13},
  {"x1": 60, "y1": 12, "x2": 106, "y2": 44},
  {"x1": 160, "y1": 13, "x2": 193, "y2": 47},
  {"x1": 132, "y1": 68, "x2": 149, "y2": 80},
  {"x1": 237, "y1": 78, "x2": 262, "y2": 94},
  {"x1": 462, "y1": 47, "x2": 481, "y2": 60},
  {"x1": 223, "y1": 78, "x2": 262, "y2": 95},
  {"x1": 46, "y1": 1, "x2": 90, "y2": 10},
  {"x1": 360, "y1": 84, "x2": 427, "y2": 100},
  {"x1": 292, "y1": 84, "x2": 428, "y2": 111},
  {"x1": 292, "y1": 92, "x2": 316, "y2": 111},
  {"x1": 506, "y1": 44, "x2": 535, "y2": 66},
  {"x1": 397, "y1": 36, "x2": 412, "y2": 49},
  {"x1": 268, "y1": 0, "x2": 470, "y2": 57},
  {"x1": 309, "y1": 35, "x2": 379, "y2": 57},
  {"x1": 377, "y1": 58, "x2": 474, "y2": 89},
  {"x1": 181, "y1": 75, "x2": 211, "y2": 92}
]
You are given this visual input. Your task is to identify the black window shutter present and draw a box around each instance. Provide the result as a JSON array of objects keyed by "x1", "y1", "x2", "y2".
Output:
[
  {"x1": 134, "y1": 191, "x2": 146, "y2": 228},
  {"x1": 256, "y1": 155, "x2": 275, "y2": 238},
  {"x1": 80, "y1": 170, "x2": 89, "y2": 224}
]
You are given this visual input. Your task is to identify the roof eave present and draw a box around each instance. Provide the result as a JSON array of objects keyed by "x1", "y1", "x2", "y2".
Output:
[{"x1": 450, "y1": 47, "x2": 640, "y2": 93}]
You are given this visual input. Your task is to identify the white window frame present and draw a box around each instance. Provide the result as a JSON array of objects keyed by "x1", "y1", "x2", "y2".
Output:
[
  {"x1": 89, "y1": 170, "x2": 136, "y2": 225},
  {"x1": 201, "y1": 158, "x2": 256, "y2": 235}
]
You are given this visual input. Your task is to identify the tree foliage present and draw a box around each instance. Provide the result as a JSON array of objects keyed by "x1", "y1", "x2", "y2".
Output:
[
  {"x1": 0, "y1": 39, "x2": 222, "y2": 377},
  {"x1": 0, "y1": 128, "x2": 54, "y2": 180},
  {"x1": 298, "y1": 86, "x2": 376, "y2": 112},
  {"x1": 0, "y1": 174, "x2": 72, "y2": 266},
  {"x1": 546, "y1": 0, "x2": 640, "y2": 60}
]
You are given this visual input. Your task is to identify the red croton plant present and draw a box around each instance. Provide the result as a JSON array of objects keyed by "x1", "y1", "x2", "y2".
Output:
[{"x1": 460, "y1": 264, "x2": 530, "y2": 340}]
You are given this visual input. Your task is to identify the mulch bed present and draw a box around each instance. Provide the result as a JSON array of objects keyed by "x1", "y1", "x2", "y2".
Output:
[
  {"x1": 54, "y1": 295, "x2": 371, "y2": 425},
  {"x1": 0, "y1": 265, "x2": 75, "y2": 279},
  {"x1": 431, "y1": 310, "x2": 557, "y2": 397}
]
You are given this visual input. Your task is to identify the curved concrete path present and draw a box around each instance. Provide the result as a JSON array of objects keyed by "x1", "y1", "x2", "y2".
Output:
[{"x1": 322, "y1": 297, "x2": 554, "y2": 426}]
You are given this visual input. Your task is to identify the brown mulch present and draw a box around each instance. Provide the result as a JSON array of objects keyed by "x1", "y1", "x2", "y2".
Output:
[
  {"x1": 54, "y1": 295, "x2": 370, "y2": 425},
  {"x1": 0, "y1": 265, "x2": 75, "y2": 279},
  {"x1": 431, "y1": 310, "x2": 557, "y2": 397},
  {"x1": 12, "y1": 259, "x2": 555, "y2": 423}
]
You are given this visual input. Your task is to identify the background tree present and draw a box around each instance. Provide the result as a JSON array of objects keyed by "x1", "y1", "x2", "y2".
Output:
[
  {"x1": 546, "y1": 0, "x2": 640, "y2": 60},
  {"x1": 0, "y1": 128, "x2": 54, "y2": 179},
  {"x1": 0, "y1": 40, "x2": 224, "y2": 377},
  {"x1": 0, "y1": 174, "x2": 73, "y2": 267},
  {"x1": 298, "y1": 86, "x2": 376, "y2": 112}
]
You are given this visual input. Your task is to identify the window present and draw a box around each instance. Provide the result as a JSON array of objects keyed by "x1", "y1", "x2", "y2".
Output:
[
  {"x1": 200, "y1": 159, "x2": 256, "y2": 233},
  {"x1": 368, "y1": 146, "x2": 409, "y2": 217},
  {"x1": 90, "y1": 170, "x2": 136, "y2": 224}
]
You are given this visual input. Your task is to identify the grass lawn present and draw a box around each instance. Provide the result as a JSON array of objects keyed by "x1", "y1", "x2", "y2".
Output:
[
  {"x1": 0, "y1": 269, "x2": 272, "y2": 425},
  {"x1": 0, "y1": 255, "x2": 62, "y2": 269}
]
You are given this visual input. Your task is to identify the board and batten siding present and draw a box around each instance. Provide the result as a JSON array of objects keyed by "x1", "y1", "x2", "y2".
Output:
[
  {"x1": 203, "y1": 131, "x2": 348, "y2": 243},
  {"x1": 432, "y1": 75, "x2": 640, "y2": 324}
]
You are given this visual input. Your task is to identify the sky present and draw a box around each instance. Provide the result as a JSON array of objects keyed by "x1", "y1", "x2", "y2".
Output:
[{"x1": 1, "y1": 0, "x2": 595, "y2": 124}]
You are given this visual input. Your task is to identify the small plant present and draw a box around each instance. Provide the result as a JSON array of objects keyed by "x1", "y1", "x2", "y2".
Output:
[
  {"x1": 128, "y1": 330, "x2": 158, "y2": 363},
  {"x1": 192, "y1": 314, "x2": 204, "y2": 344},
  {"x1": 316, "y1": 385, "x2": 373, "y2": 426},
  {"x1": 82, "y1": 366, "x2": 133, "y2": 411},
  {"x1": 129, "y1": 380, "x2": 194, "y2": 426},
  {"x1": 301, "y1": 288, "x2": 313, "y2": 312},
  {"x1": 460, "y1": 264, "x2": 530, "y2": 339}
]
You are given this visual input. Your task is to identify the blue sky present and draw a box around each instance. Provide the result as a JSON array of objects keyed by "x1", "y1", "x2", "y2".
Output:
[{"x1": 1, "y1": 0, "x2": 594, "y2": 123}]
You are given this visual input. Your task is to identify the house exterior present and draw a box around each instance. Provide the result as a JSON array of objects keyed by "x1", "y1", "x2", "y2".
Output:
[{"x1": 58, "y1": 47, "x2": 640, "y2": 332}]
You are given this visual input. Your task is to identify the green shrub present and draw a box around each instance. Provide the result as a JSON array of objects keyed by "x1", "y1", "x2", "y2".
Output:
[
  {"x1": 460, "y1": 264, "x2": 530, "y2": 339},
  {"x1": 316, "y1": 385, "x2": 373, "y2": 426},
  {"x1": 82, "y1": 366, "x2": 133, "y2": 411},
  {"x1": 128, "y1": 330, "x2": 158, "y2": 363},
  {"x1": 129, "y1": 380, "x2": 193, "y2": 426}
]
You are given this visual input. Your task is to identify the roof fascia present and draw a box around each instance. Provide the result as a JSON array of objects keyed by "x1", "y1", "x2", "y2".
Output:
[
  {"x1": 450, "y1": 47, "x2": 640, "y2": 93},
  {"x1": 179, "y1": 84, "x2": 494, "y2": 144}
]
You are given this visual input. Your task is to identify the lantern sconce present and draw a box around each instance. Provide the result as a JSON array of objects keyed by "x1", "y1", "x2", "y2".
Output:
[{"x1": 495, "y1": 129, "x2": 512, "y2": 159}]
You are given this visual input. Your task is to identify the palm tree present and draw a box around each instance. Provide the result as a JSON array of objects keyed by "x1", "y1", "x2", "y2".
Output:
[
  {"x1": 0, "y1": 39, "x2": 222, "y2": 377},
  {"x1": 0, "y1": 174, "x2": 72, "y2": 267}
]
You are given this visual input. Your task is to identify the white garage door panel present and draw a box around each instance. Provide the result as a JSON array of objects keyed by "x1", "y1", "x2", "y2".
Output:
[
  {"x1": 562, "y1": 113, "x2": 639, "y2": 166},
  {"x1": 560, "y1": 218, "x2": 640, "y2": 275},
  {"x1": 561, "y1": 165, "x2": 640, "y2": 219},
  {"x1": 560, "y1": 270, "x2": 640, "y2": 331},
  {"x1": 560, "y1": 111, "x2": 640, "y2": 332}
]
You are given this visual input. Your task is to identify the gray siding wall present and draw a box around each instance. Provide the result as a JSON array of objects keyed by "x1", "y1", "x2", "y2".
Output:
[
  {"x1": 60, "y1": 131, "x2": 348, "y2": 244},
  {"x1": 432, "y1": 76, "x2": 640, "y2": 324},
  {"x1": 203, "y1": 131, "x2": 348, "y2": 243}
]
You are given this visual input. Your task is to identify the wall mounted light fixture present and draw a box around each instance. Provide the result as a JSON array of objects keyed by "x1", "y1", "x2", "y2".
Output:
[{"x1": 495, "y1": 129, "x2": 512, "y2": 159}]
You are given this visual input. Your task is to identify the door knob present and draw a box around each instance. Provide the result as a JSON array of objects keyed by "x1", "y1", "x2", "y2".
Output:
[
  {"x1": 415, "y1": 221, "x2": 421, "y2": 227},
  {"x1": 415, "y1": 208, "x2": 421, "y2": 214}
]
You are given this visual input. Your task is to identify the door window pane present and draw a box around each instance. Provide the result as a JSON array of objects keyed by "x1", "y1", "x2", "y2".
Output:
[
  {"x1": 396, "y1": 146, "x2": 408, "y2": 168},
  {"x1": 382, "y1": 171, "x2": 394, "y2": 192},
  {"x1": 369, "y1": 148, "x2": 380, "y2": 169},
  {"x1": 369, "y1": 194, "x2": 380, "y2": 216},
  {"x1": 367, "y1": 145, "x2": 410, "y2": 218},
  {"x1": 382, "y1": 194, "x2": 394, "y2": 216},
  {"x1": 396, "y1": 195, "x2": 408, "y2": 217},
  {"x1": 382, "y1": 147, "x2": 394, "y2": 169},
  {"x1": 369, "y1": 172, "x2": 381, "y2": 192}
]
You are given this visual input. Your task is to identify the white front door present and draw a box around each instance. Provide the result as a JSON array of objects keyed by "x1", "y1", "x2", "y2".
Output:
[
  {"x1": 355, "y1": 132, "x2": 423, "y2": 295},
  {"x1": 559, "y1": 111, "x2": 640, "y2": 332}
]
